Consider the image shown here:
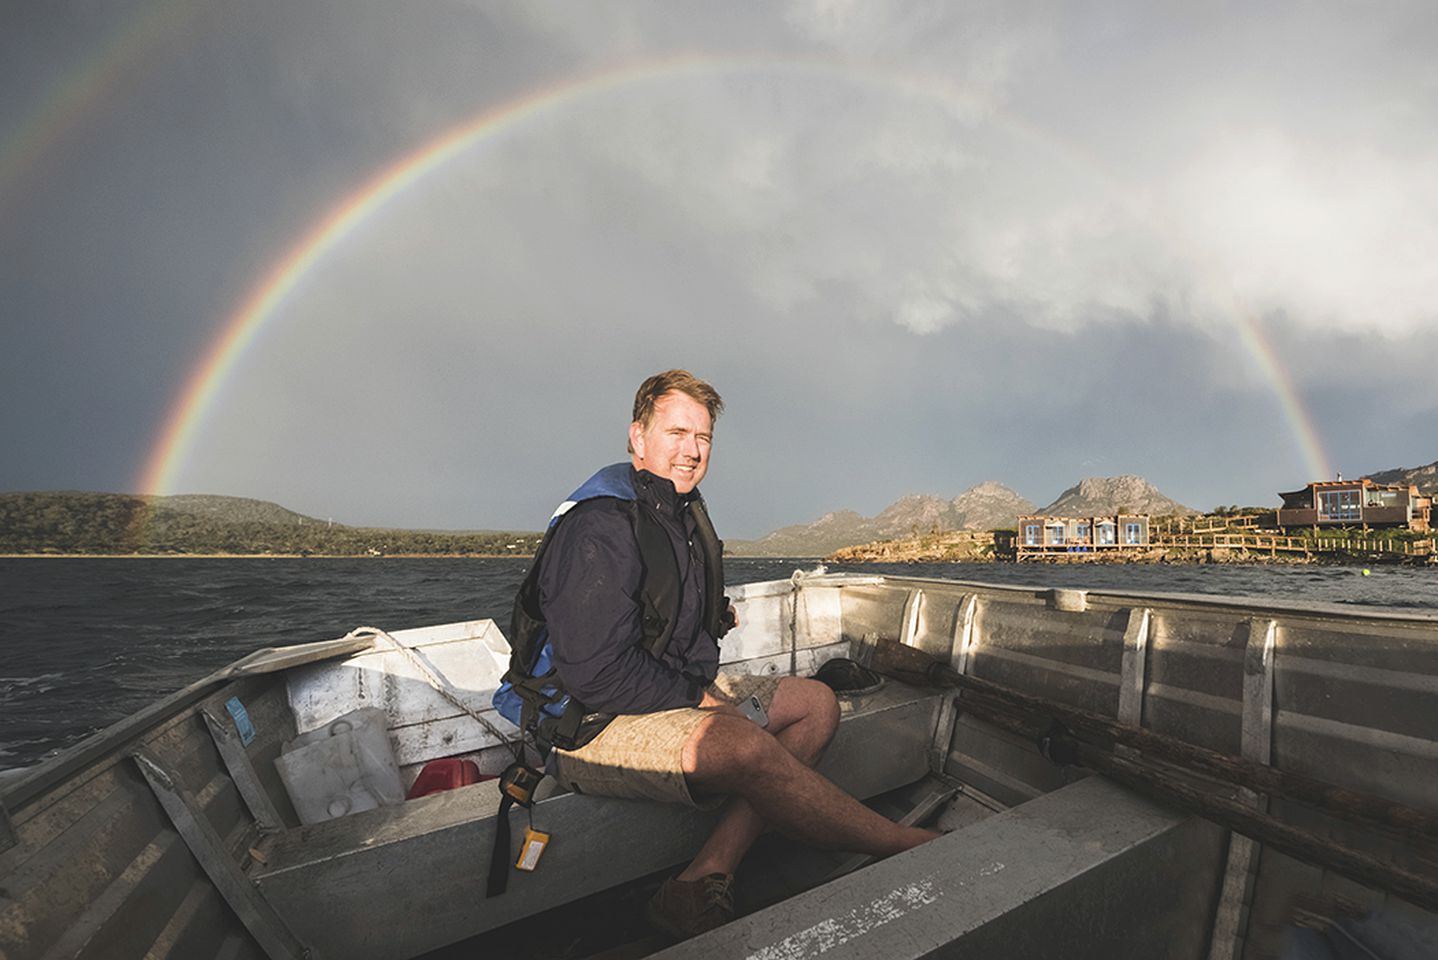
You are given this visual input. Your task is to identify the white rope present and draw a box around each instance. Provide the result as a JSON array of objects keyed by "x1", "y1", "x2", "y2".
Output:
[
  {"x1": 786, "y1": 565, "x2": 824, "y2": 676},
  {"x1": 345, "y1": 626, "x2": 525, "y2": 763},
  {"x1": 789, "y1": 579, "x2": 799, "y2": 677}
]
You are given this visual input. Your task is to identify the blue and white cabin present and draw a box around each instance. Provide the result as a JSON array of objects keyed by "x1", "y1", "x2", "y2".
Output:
[{"x1": 1017, "y1": 514, "x2": 1150, "y2": 558}]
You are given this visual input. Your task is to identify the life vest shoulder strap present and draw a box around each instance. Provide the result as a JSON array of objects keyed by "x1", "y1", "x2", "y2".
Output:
[
  {"x1": 630, "y1": 498, "x2": 680, "y2": 657},
  {"x1": 501, "y1": 481, "x2": 689, "y2": 754}
]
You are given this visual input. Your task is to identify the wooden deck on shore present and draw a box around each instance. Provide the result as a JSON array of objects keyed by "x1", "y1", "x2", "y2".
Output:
[
  {"x1": 1017, "y1": 532, "x2": 1434, "y2": 562},
  {"x1": 1161, "y1": 533, "x2": 1433, "y2": 557}
]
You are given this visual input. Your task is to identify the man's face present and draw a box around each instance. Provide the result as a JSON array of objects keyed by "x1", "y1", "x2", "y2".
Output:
[{"x1": 629, "y1": 391, "x2": 713, "y2": 494}]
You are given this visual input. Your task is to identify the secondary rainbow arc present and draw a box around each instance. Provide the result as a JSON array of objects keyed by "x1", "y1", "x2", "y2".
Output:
[{"x1": 0, "y1": 0, "x2": 201, "y2": 213}]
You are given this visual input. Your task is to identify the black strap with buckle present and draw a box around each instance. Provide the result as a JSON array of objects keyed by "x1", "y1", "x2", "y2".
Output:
[{"x1": 487, "y1": 761, "x2": 544, "y2": 898}]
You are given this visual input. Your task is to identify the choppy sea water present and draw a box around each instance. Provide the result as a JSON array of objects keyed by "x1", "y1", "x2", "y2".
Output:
[{"x1": 2, "y1": 557, "x2": 1435, "y2": 771}]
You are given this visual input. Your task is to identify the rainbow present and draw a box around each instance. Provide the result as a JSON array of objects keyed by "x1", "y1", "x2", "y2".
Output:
[
  {"x1": 1227, "y1": 308, "x2": 1331, "y2": 481},
  {"x1": 137, "y1": 53, "x2": 1331, "y2": 498},
  {"x1": 0, "y1": 0, "x2": 201, "y2": 214}
]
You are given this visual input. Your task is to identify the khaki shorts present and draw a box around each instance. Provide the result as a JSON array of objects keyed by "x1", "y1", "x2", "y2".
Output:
[{"x1": 552, "y1": 672, "x2": 782, "y2": 808}]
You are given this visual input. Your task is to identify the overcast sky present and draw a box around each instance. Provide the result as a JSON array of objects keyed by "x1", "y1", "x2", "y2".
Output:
[{"x1": 3, "y1": 1, "x2": 1436, "y2": 537}]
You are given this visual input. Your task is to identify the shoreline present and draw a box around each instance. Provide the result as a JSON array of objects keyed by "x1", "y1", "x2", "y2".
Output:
[
  {"x1": 4, "y1": 552, "x2": 1425, "y2": 567},
  {"x1": 0, "y1": 552, "x2": 536, "y2": 559},
  {"x1": 825, "y1": 552, "x2": 1431, "y2": 568}
]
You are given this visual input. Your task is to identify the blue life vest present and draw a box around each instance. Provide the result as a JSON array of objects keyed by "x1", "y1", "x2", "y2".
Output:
[
  {"x1": 493, "y1": 463, "x2": 730, "y2": 755},
  {"x1": 491, "y1": 463, "x2": 645, "y2": 734}
]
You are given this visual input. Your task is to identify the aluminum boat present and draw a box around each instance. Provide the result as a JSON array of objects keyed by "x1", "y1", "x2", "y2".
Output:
[{"x1": 3, "y1": 571, "x2": 1437, "y2": 959}]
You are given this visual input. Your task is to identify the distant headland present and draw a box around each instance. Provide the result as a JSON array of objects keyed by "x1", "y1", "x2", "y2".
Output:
[{"x1": 0, "y1": 492, "x2": 540, "y2": 557}]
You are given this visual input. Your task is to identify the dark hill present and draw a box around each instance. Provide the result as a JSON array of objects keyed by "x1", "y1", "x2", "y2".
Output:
[
  {"x1": 157, "y1": 494, "x2": 319, "y2": 525},
  {"x1": 0, "y1": 491, "x2": 538, "y2": 556}
]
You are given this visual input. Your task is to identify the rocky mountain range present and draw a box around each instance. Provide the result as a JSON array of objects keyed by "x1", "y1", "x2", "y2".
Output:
[
  {"x1": 728, "y1": 475, "x2": 1195, "y2": 557},
  {"x1": 1364, "y1": 459, "x2": 1438, "y2": 494},
  {"x1": 729, "y1": 481, "x2": 1039, "y2": 557},
  {"x1": 1039, "y1": 475, "x2": 1196, "y2": 519}
]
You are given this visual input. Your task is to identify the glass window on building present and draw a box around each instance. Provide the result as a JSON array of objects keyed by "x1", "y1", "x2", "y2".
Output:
[
  {"x1": 1097, "y1": 523, "x2": 1115, "y2": 545},
  {"x1": 1024, "y1": 524, "x2": 1040, "y2": 546},
  {"x1": 1124, "y1": 522, "x2": 1143, "y2": 544},
  {"x1": 1049, "y1": 524, "x2": 1065, "y2": 545},
  {"x1": 1318, "y1": 489, "x2": 1360, "y2": 521},
  {"x1": 1076, "y1": 522, "x2": 1089, "y2": 541}
]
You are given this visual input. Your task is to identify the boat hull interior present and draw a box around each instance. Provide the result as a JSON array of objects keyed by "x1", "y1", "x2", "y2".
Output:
[{"x1": 3, "y1": 572, "x2": 1437, "y2": 959}]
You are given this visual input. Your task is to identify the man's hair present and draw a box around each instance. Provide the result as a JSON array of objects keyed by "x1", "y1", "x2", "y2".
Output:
[{"x1": 630, "y1": 370, "x2": 723, "y2": 446}]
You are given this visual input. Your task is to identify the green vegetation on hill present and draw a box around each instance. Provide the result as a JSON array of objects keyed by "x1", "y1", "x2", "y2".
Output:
[{"x1": 0, "y1": 492, "x2": 540, "y2": 556}]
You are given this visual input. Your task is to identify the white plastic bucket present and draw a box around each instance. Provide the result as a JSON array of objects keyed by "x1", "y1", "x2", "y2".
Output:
[{"x1": 275, "y1": 706, "x2": 406, "y2": 824}]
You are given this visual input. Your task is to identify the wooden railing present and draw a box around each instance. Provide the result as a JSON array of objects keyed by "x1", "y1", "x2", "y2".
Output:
[
  {"x1": 1153, "y1": 516, "x2": 1262, "y2": 536},
  {"x1": 1013, "y1": 530, "x2": 1434, "y2": 560},
  {"x1": 1157, "y1": 534, "x2": 1433, "y2": 556}
]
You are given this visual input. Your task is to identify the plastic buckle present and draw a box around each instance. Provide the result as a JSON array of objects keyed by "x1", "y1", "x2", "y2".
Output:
[{"x1": 500, "y1": 762, "x2": 542, "y2": 806}]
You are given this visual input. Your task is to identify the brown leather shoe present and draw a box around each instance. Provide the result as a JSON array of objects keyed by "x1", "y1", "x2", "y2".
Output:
[{"x1": 645, "y1": 873, "x2": 736, "y2": 940}]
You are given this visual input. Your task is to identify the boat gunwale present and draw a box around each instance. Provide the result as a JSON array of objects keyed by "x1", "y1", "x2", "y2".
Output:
[
  {"x1": 1, "y1": 633, "x2": 376, "y2": 812},
  {"x1": 819, "y1": 572, "x2": 1438, "y2": 625}
]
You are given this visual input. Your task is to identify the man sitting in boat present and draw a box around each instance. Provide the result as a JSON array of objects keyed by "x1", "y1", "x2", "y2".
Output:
[{"x1": 499, "y1": 369, "x2": 939, "y2": 940}]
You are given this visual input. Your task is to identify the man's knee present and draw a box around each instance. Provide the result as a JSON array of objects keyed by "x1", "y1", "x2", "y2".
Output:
[
  {"x1": 772, "y1": 676, "x2": 836, "y2": 721},
  {"x1": 787, "y1": 677, "x2": 840, "y2": 739},
  {"x1": 683, "y1": 714, "x2": 787, "y2": 785},
  {"x1": 812, "y1": 680, "x2": 841, "y2": 737}
]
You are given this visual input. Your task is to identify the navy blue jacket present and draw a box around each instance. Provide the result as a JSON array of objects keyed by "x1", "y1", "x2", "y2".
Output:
[{"x1": 537, "y1": 467, "x2": 720, "y2": 715}]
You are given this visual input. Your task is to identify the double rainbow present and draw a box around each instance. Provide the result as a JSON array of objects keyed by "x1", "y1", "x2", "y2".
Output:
[{"x1": 134, "y1": 54, "x2": 1331, "y2": 498}]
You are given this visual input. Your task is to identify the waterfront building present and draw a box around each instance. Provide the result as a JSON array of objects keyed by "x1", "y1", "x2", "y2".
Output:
[
  {"x1": 1016, "y1": 514, "x2": 1150, "y2": 557},
  {"x1": 1275, "y1": 479, "x2": 1431, "y2": 532}
]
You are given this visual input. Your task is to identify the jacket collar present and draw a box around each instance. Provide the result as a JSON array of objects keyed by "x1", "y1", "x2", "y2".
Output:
[{"x1": 632, "y1": 467, "x2": 697, "y2": 517}]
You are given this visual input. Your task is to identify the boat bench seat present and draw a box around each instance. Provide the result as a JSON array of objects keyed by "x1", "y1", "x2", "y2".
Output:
[
  {"x1": 662, "y1": 776, "x2": 1228, "y2": 960},
  {"x1": 251, "y1": 678, "x2": 946, "y2": 960}
]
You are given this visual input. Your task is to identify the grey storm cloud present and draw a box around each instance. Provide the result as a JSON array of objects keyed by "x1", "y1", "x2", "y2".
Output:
[{"x1": 2, "y1": 0, "x2": 1435, "y2": 536}]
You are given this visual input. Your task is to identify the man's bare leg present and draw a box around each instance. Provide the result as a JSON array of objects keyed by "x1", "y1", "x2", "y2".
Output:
[
  {"x1": 676, "y1": 677, "x2": 838, "y2": 881},
  {"x1": 677, "y1": 678, "x2": 938, "y2": 878}
]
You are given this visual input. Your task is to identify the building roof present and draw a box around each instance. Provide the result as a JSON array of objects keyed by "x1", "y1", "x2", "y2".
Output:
[
  {"x1": 1302, "y1": 478, "x2": 1414, "y2": 492},
  {"x1": 1016, "y1": 514, "x2": 1148, "y2": 523}
]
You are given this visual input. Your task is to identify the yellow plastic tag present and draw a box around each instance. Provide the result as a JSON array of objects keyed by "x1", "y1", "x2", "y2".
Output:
[{"x1": 515, "y1": 827, "x2": 550, "y2": 871}]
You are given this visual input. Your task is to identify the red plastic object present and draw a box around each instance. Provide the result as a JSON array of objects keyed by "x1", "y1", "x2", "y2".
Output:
[{"x1": 406, "y1": 758, "x2": 485, "y2": 799}]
